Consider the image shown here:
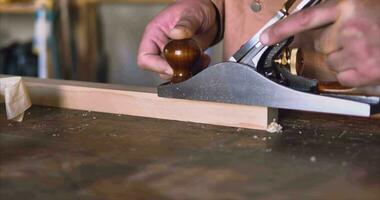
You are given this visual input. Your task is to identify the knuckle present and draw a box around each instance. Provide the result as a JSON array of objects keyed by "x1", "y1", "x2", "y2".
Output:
[
  {"x1": 314, "y1": 39, "x2": 323, "y2": 53},
  {"x1": 314, "y1": 41, "x2": 333, "y2": 55},
  {"x1": 325, "y1": 55, "x2": 335, "y2": 68},
  {"x1": 137, "y1": 55, "x2": 148, "y2": 70},
  {"x1": 336, "y1": 75, "x2": 347, "y2": 84},
  {"x1": 145, "y1": 21, "x2": 159, "y2": 32},
  {"x1": 296, "y1": 10, "x2": 313, "y2": 28},
  {"x1": 268, "y1": 26, "x2": 283, "y2": 41},
  {"x1": 336, "y1": 77, "x2": 348, "y2": 86},
  {"x1": 337, "y1": 73, "x2": 360, "y2": 87},
  {"x1": 314, "y1": 34, "x2": 334, "y2": 54}
]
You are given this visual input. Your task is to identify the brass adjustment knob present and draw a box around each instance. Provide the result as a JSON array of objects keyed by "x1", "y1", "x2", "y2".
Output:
[
  {"x1": 163, "y1": 39, "x2": 201, "y2": 83},
  {"x1": 274, "y1": 48, "x2": 304, "y2": 75}
]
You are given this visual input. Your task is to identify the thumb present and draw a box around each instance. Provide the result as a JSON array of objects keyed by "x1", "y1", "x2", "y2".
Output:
[{"x1": 169, "y1": 16, "x2": 201, "y2": 40}]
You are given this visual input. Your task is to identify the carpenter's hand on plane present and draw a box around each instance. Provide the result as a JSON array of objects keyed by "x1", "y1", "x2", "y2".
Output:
[
  {"x1": 137, "y1": 0, "x2": 218, "y2": 80},
  {"x1": 261, "y1": 0, "x2": 380, "y2": 87}
]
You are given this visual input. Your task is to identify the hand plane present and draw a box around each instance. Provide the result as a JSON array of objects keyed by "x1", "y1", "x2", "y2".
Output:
[{"x1": 157, "y1": 0, "x2": 380, "y2": 117}]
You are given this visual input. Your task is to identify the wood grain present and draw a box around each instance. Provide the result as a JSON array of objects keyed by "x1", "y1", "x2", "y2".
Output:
[
  {"x1": 21, "y1": 77, "x2": 276, "y2": 130},
  {"x1": 1, "y1": 106, "x2": 379, "y2": 199}
]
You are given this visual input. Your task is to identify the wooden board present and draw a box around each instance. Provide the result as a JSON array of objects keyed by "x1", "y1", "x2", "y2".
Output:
[{"x1": 21, "y1": 77, "x2": 276, "y2": 130}]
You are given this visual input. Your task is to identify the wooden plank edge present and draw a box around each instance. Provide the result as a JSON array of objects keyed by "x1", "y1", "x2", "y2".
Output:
[
  {"x1": 0, "y1": 3, "x2": 37, "y2": 14},
  {"x1": 21, "y1": 77, "x2": 277, "y2": 130}
]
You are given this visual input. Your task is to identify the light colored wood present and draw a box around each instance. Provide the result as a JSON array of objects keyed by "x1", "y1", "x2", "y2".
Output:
[
  {"x1": 0, "y1": 0, "x2": 53, "y2": 14},
  {"x1": 21, "y1": 77, "x2": 276, "y2": 130},
  {"x1": 0, "y1": 3, "x2": 36, "y2": 13}
]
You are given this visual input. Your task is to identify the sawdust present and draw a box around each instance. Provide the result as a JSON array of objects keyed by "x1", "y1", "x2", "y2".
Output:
[
  {"x1": 236, "y1": 128, "x2": 244, "y2": 132},
  {"x1": 67, "y1": 124, "x2": 90, "y2": 132},
  {"x1": 266, "y1": 119, "x2": 283, "y2": 133}
]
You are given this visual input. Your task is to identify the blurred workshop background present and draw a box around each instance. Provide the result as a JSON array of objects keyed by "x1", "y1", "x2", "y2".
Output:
[{"x1": 0, "y1": 0, "x2": 223, "y2": 87}]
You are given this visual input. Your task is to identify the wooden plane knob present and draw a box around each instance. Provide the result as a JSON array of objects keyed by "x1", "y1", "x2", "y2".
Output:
[{"x1": 164, "y1": 39, "x2": 201, "y2": 83}]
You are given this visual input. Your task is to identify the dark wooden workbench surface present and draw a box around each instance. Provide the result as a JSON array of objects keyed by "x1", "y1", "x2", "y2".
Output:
[{"x1": 1, "y1": 105, "x2": 380, "y2": 200}]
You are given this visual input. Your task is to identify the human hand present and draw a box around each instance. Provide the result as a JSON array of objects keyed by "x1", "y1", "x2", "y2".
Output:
[
  {"x1": 137, "y1": 0, "x2": 218, "y2": 80},
  {"x1": 260, "y1": 0, "x2": 380, "y2": 87}
]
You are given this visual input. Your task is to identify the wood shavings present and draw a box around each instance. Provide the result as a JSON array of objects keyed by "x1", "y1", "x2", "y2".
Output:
[
  {"x1": 266, "y1": 119, "x2": 283, "y2": 133},
  {"x1": 0, "y1": 77, "x2": 32, "y2": 122},
  {"x1": 339, "y1": 131, "x2": 346, "y2": 138}
]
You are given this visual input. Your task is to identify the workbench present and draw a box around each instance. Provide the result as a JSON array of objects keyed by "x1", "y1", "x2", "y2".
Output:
[{"x1": 1, "y1": 105, "x2": 379, "y2": 199}]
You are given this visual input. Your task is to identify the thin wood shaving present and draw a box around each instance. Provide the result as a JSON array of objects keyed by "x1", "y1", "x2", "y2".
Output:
[{"x1": 266, "y1": 119, "x2": 283, "y2": 133}]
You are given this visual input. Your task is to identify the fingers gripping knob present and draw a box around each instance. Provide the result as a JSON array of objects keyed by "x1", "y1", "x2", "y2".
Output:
[{"x1": 163, "y1": 39, "x2": 201, "y2": 83}]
